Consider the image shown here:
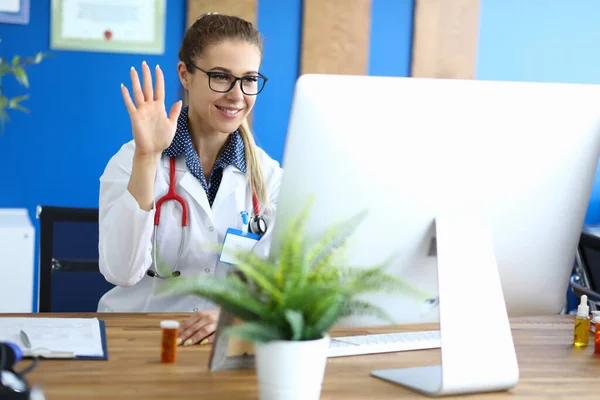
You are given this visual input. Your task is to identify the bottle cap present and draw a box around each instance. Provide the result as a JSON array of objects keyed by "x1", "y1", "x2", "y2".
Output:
[
  {"x1": 577, "y1": 294, "x2": 590, "y2": 317},
  {"x1": 160, "y1": 320, "x2": 180, "y2": 329}
]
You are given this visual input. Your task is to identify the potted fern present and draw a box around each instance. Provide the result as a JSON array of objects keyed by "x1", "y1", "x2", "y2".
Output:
[{"x1": 158, "y1": 197, "x2": 429, "y2": 400}]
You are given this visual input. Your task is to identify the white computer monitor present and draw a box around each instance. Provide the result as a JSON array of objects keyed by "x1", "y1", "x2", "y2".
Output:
[{"x1": 269, "y1": 74, "x2": 600, "y2": 329}]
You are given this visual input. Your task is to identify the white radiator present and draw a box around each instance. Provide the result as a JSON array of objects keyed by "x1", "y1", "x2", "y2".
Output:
[{"x1": 0, "y1": 208, "x2": 35, "y2": 312}]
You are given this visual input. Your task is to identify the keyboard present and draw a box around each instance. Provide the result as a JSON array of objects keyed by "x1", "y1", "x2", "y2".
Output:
[{"x1": 328, "y1": 330, "x2": 441, "y2": 358}]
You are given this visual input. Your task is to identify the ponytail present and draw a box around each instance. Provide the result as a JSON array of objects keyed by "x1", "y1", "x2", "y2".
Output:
[{"x1": 238, "y1": 118, "x2": 270, "y2": 214}]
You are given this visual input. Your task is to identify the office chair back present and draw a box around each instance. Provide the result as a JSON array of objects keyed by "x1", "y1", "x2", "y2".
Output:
[
  {"x1": 37, "y1": 206, "x2": 114, "y2": 312},
  {"x1": 578, "y1": 229, "x2": 600, "y2": 293}
]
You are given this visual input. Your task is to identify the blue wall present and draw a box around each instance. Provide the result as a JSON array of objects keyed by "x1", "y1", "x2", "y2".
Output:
[{"x1": 0, "y1": 0, "x2": 415, "y2": 311}]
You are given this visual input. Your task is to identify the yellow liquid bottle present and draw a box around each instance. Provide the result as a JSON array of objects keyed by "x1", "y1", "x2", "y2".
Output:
[{"x1": 574, "y1": 294, "x2": 590, "y2": 347}]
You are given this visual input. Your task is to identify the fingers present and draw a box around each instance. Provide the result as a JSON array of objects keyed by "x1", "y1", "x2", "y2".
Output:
[
  {"x1": 120, "y1": 84, "x2": 136, "y2": 115},
  {"x1": 179, "y1": 310, "x2": 203, "y2": 333},
  {"x1": 205, "y1": 332, "x2": 216, "y2": 344},
  {"x1": 130, "y1": 66, "x2": 144, "y2": 106},
  {"x1": 185, "y1": 323, "x2": 217, "y2": 346},
  {"x1": 154, "y1": 64, "x2": 164, "y2": 102},
  {"x1": 178, "y1": 311, "x2": 217, "y2": 346},
  {"x1": 179, "y1": 318, "x2": 215, "y2": 346},
  {"x1": 169, "y1": 100, "x2": 183, "y2": 124},
  {"x1": 141, "y1": 61, "x2": 154, "y2": 102}
]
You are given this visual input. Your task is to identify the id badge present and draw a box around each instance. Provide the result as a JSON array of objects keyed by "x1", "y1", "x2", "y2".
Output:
[{"x1": 219, "y1": 228, "x2": 261, "y2": 265}]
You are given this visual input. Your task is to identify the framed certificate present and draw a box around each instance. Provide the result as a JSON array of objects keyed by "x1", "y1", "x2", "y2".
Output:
[
  {"x1": 50, "y1": 0, "x2": 166, "y2": 55},
  {"x1": 0, "y1": 0, "x2": 30, "y2": 24}
]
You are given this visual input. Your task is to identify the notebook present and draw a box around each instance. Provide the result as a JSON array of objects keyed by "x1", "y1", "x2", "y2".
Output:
[{"x1": 0, "y1": 317, "x2": 108, "y2": 360}]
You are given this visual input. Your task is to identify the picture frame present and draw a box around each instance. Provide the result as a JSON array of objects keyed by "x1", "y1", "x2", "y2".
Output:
[
  {"x1": 208, "y1": 308, "x2": 256, "y2": 371},
  {"x1": 50, "y1": 0, "x2": 166, "y2": 55},
  {"x1": 0, "y1": 0, "x2": 30, "y2": 25},
  {"x1": 208, "y1": 270, "x2": 256, "y2": 371}
]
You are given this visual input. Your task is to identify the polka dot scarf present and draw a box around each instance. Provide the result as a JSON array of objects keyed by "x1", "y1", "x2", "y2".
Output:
[{"x1": 163, "y1": 106, "x2": 247, "y2": 206}]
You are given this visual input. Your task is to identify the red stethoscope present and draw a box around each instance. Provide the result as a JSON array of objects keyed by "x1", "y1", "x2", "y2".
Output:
[{"x1": 147, "y1": 157, "x2": 267, "y2": 279}]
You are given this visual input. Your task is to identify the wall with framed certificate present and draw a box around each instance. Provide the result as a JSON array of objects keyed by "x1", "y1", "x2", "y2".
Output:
[
  {"x1": 0, "y1": 0, "x2": 30, "y2": 24},
  {"x1": 50, "y1": 0, "x2": 166, "y2": 54}
]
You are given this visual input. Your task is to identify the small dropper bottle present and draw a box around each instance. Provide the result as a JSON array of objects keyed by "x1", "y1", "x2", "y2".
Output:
[{"x1": 574, "y1": 294, "x2": 590, "y2": 347}]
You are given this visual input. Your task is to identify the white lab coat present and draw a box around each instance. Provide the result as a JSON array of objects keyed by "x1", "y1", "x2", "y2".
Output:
[{"x1": 96, "y1": 140, "x2": 284, "y2": 312}]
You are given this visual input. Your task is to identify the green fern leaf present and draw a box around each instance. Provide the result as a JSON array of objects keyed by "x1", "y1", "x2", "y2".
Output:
[
  {"x1": 233, "y1": 251, "x2": 279, "y2": 290},
  {"x1": 157, "y1": 196, "x2": 430, "y2": 344},
  {"x1": 276, "y1": 195, "x2": 315, "y2": 286},
  {"x1": 156, "y1": 274, "x2": 271, "y2": 322},
  {"x1": 225, "y1": 321, "x2": 285, "y2": 343},
  {"x1": 343, "y1": 265, "x2": 428, "y2": 300},
  {"x1": 342, "y1": 300, "x2": 395, "y2": 324},
  {"x1": 305, "y1": 294, "x2": 347, "y2": 339},
  {"x1": 306, "y1": 209, "x2": 367, "y2": 272},
  {"x1": 232, "y1": 256, "x2": 284, "y2": 304},
  {"x1": 284, "y1": 310, "x2": 305, "y2": 341}
]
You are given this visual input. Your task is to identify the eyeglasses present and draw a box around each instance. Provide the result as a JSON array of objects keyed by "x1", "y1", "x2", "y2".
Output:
[{"x1": 186, "y1": 63, "x2": 268, "y2": 96}]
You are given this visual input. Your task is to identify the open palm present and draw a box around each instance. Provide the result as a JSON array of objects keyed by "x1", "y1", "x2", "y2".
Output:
[{"x1": 121, "y1": 62, "x2": 183, "y2": 156}]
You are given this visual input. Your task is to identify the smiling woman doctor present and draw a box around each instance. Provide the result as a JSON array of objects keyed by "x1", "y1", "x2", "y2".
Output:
[{"x1": 97, "y1": 13, "x2": 283, "y2": 347}]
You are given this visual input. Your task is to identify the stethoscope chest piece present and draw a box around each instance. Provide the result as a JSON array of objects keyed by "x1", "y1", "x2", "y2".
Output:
[{"x1": 248, "y1": 215, "x2": 267, "y2": 236}]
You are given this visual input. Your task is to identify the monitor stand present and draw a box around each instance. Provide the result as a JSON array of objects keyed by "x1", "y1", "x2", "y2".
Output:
[{"x1": 371, "y1": 212, "x2": 520, "y2": 397}]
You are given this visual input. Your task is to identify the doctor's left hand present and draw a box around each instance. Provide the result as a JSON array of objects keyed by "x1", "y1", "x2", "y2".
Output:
[{"x1": 177, "y1": 308, "x2": 220, "y2": 346}]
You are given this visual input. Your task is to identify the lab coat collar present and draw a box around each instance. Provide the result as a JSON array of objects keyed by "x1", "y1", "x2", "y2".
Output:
[
  {"x1": 164, "y1": 155, "x2": 247, "y2": 217},
  {"x1": 162, "y1": 155, "x2": 187, "y2": 171},
  {"x1": 211, "y1": 166, "x2": 247, "y2": 213},
  {"x1": 162, "y1": 155, "x2": 211, "y2": 215}
]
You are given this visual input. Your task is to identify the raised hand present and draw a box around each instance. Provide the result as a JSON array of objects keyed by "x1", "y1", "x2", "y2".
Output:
[{"x1": 121, "y1": 61, "x2": 183, "y2": 157}]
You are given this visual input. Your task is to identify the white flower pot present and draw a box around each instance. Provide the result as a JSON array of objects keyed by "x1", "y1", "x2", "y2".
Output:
[{"x1": 255, "y1": 335, "x2": 331, "y2": 400}]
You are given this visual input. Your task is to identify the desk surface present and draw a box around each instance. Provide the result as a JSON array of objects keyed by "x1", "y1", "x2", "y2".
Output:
[{"x1": 1, "y1": 313, "x2": 599, "y2": 399}]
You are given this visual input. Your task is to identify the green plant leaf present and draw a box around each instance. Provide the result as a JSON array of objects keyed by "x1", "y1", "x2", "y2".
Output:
[
  {"x1": 305, "y1": 293, "x2": 347, "y2": 339},
  {"x1": 8, "y1": 95, "x2": 29, "y2": 113},
  {"x1": 11, "y1": 56, "x2": 20, "y2": 66},
  {"x1": 157, "y1": 196, "x2": 429, "y2": 343},
  {"x1": 342, "y1": 300, "x2": 395, "y2": 325},
  {"x1": 12, "y1": 66, "x2": 28, "y2": 88},
  {"x1": 284, "y1": 310, "x2": 304, "y2": 341},
  {"x1": 0, "y1": 64, "x2": 10, "y2": 77},
  {"x1": 306, "y1": 209, "x2": 367, "y2": 272},
  {"x1": 341, "y1": 262, "x2": 428, "y2": 300},
  {"x1": 231, "y1": 251, "x2": 278, "y2": 290},
  {"x1": 234, "y1": 256, "x2": 284, "y2": 304},
  {"x1": 276, "y1": 195, "x2": 315, "y2": 287},
  {"x1": 156, "y1": 273, "x2": 272, "y2": 322},
  {"x1": 225, "y1": 321, "x2": 284, "y2": 343}
]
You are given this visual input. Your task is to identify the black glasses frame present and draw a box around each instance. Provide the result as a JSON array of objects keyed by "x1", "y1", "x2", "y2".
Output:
[{"x1": 186, "y1": 63, "x2": 268, "y2": 96}]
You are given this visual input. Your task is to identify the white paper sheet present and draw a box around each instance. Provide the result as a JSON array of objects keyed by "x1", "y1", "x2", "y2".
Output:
[{"x1": 0, "y1": 318, "x2": 104, "y2": 358}]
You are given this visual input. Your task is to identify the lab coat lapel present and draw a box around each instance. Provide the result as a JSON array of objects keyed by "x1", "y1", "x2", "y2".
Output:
[
  {"x1": 180, "y1": 173, "x2": 212, "y2": 215},
  {"x1": 211, "y1": 166, "x2": 247, "y2": 215},
  {"x1": 164, "y1": 156, "x2": 212, "y2": 216}
]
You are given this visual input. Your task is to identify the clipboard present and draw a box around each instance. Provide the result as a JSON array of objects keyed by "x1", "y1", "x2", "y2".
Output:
[
  {"x1": 62, "y1": 320, "x2": 108, "y2": 360},
  {"x1": 0, "y1": 317, "x2": 109, "y2": 360}
]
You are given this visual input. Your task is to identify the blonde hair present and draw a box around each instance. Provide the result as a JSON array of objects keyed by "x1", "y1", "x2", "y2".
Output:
[{"x1": 179, "y1": 13, "x2": 270, "y2": 212}]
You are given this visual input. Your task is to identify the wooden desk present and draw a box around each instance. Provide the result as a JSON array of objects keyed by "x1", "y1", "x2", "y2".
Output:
[{"x1": 2, "y1": 313, "x2": 600, "y2": 399}]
